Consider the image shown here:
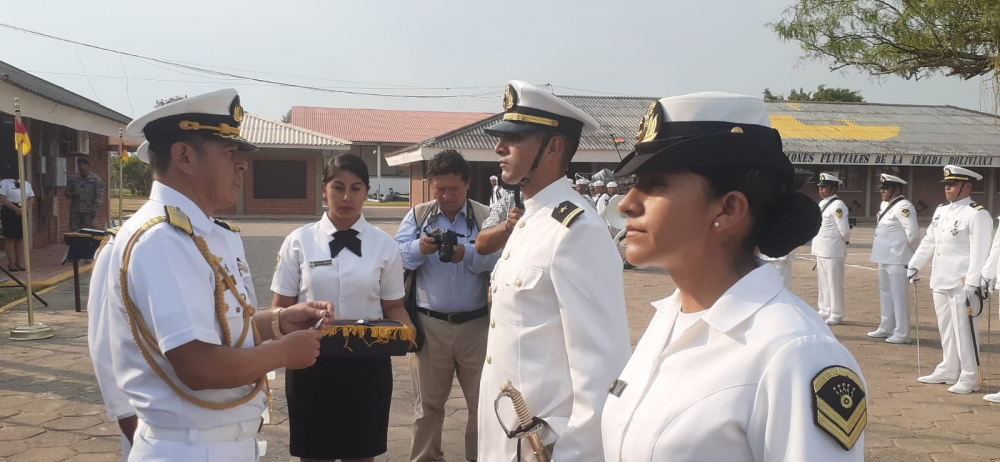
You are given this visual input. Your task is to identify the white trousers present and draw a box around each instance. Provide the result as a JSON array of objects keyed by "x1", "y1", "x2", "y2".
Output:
[
  {"x1": 931, "y1": 287, "x2": 981, "y2": 386},
  {"x1": 128, "y1": 421, "x2": 259, "y2": 462},
  {"x1": 121, "y1": 434, "x2": 131, "y2": 462},
  {"x1": 877, "y1": 263, "x2": 911, "y2": 338},
  {"x1": 816, "y1": 256, "x2": 845, "y2": 321}
]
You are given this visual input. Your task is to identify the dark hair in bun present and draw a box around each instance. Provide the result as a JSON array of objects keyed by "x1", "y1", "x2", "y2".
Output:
[
  {"x1": 325, "y1": 154, "x2": 370, "y2": 187},
  {"x1": 690, "y1": 166, "x2": 821, "y2": 258}
]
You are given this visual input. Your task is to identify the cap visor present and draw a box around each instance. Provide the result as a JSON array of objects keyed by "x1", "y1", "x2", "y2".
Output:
[
  {"x1": 612, "y1": 151, "x2": 654, "y2": 177},
  {"x1": 208, "y1": 133, "x2": 258, "y2": 151},
  {"x1": 484, "y1": 121, "x2": 547, "y2": 137}
]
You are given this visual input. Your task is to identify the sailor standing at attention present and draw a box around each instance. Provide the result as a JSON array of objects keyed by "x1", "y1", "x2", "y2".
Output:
[
  {"x1": 811, "y1": 173, "x2": 851, "y2": 325},
  {"x1": 868, "y1": 174, "x2": 919, "y2": 343}
]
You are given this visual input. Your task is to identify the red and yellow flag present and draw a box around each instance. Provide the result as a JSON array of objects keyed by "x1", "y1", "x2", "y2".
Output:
[{"x1": 13, "y1": 113, "x2": 31, "y2": 155}]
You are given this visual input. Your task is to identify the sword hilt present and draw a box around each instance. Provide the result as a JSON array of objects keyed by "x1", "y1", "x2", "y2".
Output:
[{"x1": 501, "y1": 380, "x2": 534, "y2": 428}]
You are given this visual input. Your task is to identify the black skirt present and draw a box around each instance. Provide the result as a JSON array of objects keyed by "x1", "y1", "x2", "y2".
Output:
[
  {"x1": 286, "y1": 355, "x2": 393, "y2": 459},
  {"x1": 1, "y1": 205, "x2": 23, "y2": 239}
]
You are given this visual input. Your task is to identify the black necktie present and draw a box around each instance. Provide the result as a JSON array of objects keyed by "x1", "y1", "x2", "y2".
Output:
[{"x1": 330, "y1": 229, "x2": 362, "y2": 258}]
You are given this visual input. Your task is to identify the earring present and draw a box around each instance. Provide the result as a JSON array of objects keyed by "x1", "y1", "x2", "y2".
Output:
[{"x1": 713, "y1": 222, "x2": 720, "y2": 228}]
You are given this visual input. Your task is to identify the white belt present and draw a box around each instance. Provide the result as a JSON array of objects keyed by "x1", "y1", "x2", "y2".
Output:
[{"x1": 138, "y1": 418, "x2": 260, "y2": 443}]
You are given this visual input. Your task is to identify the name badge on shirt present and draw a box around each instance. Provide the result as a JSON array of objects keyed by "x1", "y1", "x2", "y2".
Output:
[
  {"x1": 309, "y1": 259, "x2": 333, "y2": 268},
  {"x1": 608, "y1": 378, "x2": 628, "y2": 397}
]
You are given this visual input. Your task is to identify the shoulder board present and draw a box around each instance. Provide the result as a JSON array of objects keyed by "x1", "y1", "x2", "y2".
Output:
[
  {"x1": 164, "y1": 206, "x2": 193, "y2": 235},
  {"x1": 970, "y1": 202, "x2": 985, "y2": 211},
  {"x1": 552, "y1": 201, "x2": 585, "y2": 228},
  {"x1": 213, "y1": 219, "x2": 240, "y2": 233},
  {"x1": 106, "y1": 227, "x2": 120, "y2": 237},
  {"x1": 940, "y1": 202, "x2": 950, "y2": 207}
]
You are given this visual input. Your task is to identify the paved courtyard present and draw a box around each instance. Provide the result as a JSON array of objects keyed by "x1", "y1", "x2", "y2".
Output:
[{"x1": 0, "y1": 219, "x2": 998, "y2": 461}]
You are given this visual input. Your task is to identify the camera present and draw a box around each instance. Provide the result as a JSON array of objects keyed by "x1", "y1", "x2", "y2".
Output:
[{"x1": 424, "y1": 227, "x2": 462, "y2": 263}]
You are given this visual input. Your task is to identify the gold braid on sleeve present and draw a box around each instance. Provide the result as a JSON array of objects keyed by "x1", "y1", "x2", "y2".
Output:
[{"x1": 118, "y1": 216, "x2": 271, "y2": 412}]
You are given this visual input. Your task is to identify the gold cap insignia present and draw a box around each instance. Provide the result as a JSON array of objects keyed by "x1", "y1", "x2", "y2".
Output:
[
  {"x1": 819, "y1": 174, "x2": 826, "y2": 181},
  {"x1": 812, "y1": 365, "x2": 866, "y2": 450},
  {"x1": 231, "y1": 96, "x2": 244, "y2": 123},
  {"x1": 636, "y1": 101, "x2": 661, "y2": 144},
  {"x1": 880, "y1": 174, "x2": 886, "y2": 183},
  {"x1": 731, "y1": 126, "x2": 744, "y2": 134},
  {"x1": 944, "y1": 168, "x2": 951, "y2": 177},
  {"x1": 503, "y1": 84, "x2": 517, "y2": 112}
]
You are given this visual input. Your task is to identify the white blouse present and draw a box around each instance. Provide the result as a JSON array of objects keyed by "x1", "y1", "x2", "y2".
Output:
[
  {"x1": 0, "y1": 179, "x2": 34, "y2": 204},
  {"x1": 271, "y1": 213, "x2": 405, "y2": 320}
]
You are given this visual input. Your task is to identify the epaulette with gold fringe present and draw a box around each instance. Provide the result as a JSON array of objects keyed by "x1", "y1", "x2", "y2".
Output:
[
  {"x1": 213, "y1": 219, "x2": 240, "y2": 233},
  {"x1": 320, "y1": 319, "x2": 414, "y2": 357}
]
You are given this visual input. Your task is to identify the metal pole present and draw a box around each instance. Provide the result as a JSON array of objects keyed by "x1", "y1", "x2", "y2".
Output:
[
  {"x1": 9, "y1": 97, "x2": 53, "y2": 340},
  {"x1": 118, "y1": 129, "x2": 124, "y2": 225}
]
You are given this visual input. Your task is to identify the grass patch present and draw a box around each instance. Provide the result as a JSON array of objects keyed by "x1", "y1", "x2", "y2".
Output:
[
  {"x1": 364, "y1": 201, "x2": 409, "y2": 208},
  {"x1": 111, "y1": 196, "x2": 150, "y2": 221},
  {"x1": 0, "y1": 287, "x2": 27, "y2": 307}
]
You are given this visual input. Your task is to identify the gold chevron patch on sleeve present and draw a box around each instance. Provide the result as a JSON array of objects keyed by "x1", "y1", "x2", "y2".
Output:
[{"x1": 812, "y1": 365, "x2": 867, "y2": 450}]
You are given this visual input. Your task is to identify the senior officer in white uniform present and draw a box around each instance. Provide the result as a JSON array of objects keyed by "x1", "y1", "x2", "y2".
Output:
[
  {"x1": 908, "y1": 165, "x2": 992, "y2": 394},
  {"x1": 479, "y1": 80, "x2": 631, "y2": 461},
  {"x1": 812, "y1": 173, "x2": 851, "y2": 325},
  {"x1": 105, "y1": 89, "x2": 333, "y2": 461},
  {"x1": 601, "y1": 92, "x2": 866, "y2": 461},
  {"x1": 869, "y1": 174, "x2": 920, "y2": 343}
]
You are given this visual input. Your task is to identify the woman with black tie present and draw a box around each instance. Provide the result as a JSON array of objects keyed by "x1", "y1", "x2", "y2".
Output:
[
  {"x1": 271, "y1": 154, "x2": 413, "y2": 462},
  {"x1": 0, "y1": 177, "x2": 34, "y2": 271}
]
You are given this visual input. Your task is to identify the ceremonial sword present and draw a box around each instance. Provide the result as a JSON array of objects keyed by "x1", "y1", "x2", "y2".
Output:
[
  {"x1": 495, "y1": 380, "x2": 550, "y2": 462},
  {"x1": 965, "y1": 295, "x2": 984, "y2": 387}
]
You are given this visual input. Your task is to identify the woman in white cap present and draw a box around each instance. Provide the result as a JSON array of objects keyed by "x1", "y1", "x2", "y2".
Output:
[{"x1": 601, "y1": 92, "x2": 866, "y2": 461}]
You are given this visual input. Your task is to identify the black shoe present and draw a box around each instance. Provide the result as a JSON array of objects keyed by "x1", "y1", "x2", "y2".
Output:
[{"x1": 623, "y1": 260, "x2": 635, "y2": 270}]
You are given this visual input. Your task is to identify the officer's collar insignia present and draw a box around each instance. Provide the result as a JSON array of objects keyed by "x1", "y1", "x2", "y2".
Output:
[
  {"x1": 231, "y1": 96, "x2": 244, "y2": 123},
  {"x1": 636, "y1": 101, "x2": 661, "y2": 144},
  {"x1": 165, "y1": 206, "x2": 194, "y2": 236},
  {"x1": 503, "y1": 84, "x2": 517, "y2": 112},
  {"x1": 552, "y1": 201, "x2": 584, "y2": 227},
  {"x1": 812, "y1": 365, "x2": 866, "y2": 450},
  {"x1": 214, "y1": 218, "x2": 241, "y2": 233}
]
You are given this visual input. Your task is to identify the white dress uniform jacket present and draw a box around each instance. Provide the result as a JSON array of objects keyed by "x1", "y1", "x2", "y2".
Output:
[
  {"x1": 909, "y1": 197, "x2": 992, "y2": 290},
  {"x1": 106, "y1": 182, "x2": 265, "y2": 461},
  {"x1": 87, "y1": 233, "x2": 136, "y2": 461},
  {"x1": 601, "y1": 264, "x2": 866, "y2": 461},
  {"x1": 871, "y1": 197, "x2": 920, "y2": 264},
  {"x1": 811, "y1": 195, "x2": 851, "y2": 258},
  {"x1": 478, "y1": 179, "x2": 631, "y2": 461},
  {"x1": 271, "y1": 213, "x2": 405, "y2": 316}
]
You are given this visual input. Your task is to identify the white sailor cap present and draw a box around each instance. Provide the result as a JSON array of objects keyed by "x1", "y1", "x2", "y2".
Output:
[
  {"x1": 878, "y1": 173, "x2": 907, "y2": 186},
  {"x1": 485, "y1": 80, "x2": 599, "y2": 139},
  {"x1": 613, "y1": 92, "x2": 791, "y2": 186},
  {"x1": 126, "y1": 88, "x2": 257, "y2": 152},
  {"x1": 134, "y1": 141, "x2": 151, "y2": 164},
  {"x1": 575, "y1": 178, "x2": 590, "y2": 186},
  {"x1": 942, "y1": 165, "x2": 982, "y2": 182},
  {"x1": 489, "y1": 175, "x2": 498, "y2": 181},
  {"x1": 591, "y1": 180, "x2": 605, "y2": 187},
  {"x1": 607, "y1": 181, "x2": 618, "y2": 188},
  {"x1": 817, "y1": 173, "x2": 844, "y2": 186}
]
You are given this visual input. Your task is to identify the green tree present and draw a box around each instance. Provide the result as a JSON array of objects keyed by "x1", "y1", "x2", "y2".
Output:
[
  {"x1": 155, "y1": 95, "x2": 187, "y2": 108},
  {"x1": 281, "y1": 108, "x2": 292, "y2": 123},
  {"x1": 111, "y1": 157, "x2": 153, "y2": 197},
  {"x1": 762, "y1": 85, "x2": 865, "y2": 102},
  {"x1": 771, "y1": 0, "x2": 1000, "y2": 84}
]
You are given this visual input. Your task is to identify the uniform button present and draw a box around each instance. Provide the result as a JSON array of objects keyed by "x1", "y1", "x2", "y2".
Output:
[
  {"x1": 490, "y1": 319, "x2": 496, "y2": 328},
  {"x1": 518, "y1": 221, "x2": 525, "y2": 228},
  {"x1": 486, "y1": 355, "x2": 492, "y2": 364},
  {"x1": 503, "y1": 252, "x2": 510, "y2": 260},
  {"x1": 236, "y1": 306, "x2": 241, "y2": 313},
  {"x1": 516, "y1": 279, "x2": 522, "y2": 288}
]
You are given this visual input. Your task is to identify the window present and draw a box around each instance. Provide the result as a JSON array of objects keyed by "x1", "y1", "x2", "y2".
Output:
[
  {"x1": 801, "y1": 165, "x2": 866, "y2": 192},
  {"x1": 253, "y1": 160, "x2": 307, "y2": 199}
]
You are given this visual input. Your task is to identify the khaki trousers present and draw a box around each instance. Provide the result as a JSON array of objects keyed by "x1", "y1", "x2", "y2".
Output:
[{"x1": 410, "y1": 312, "x2": 489, "y2": 462}]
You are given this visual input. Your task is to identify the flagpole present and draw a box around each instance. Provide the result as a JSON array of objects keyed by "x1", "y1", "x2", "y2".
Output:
[
  {"x1": 10, "y1": 97, "x2": 54, "y2": 340},
  {"x1": 118, "y1": 128, "x2": 124, "y2": 225}
]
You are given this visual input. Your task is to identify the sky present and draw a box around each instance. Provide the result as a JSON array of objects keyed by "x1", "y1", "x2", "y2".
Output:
[{"x1": 1, "y1": 0, "x2": 993, "y2": 122}]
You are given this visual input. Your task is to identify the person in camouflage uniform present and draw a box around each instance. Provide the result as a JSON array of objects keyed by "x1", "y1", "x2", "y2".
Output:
[{"x1": 65, "y1": 158, "x2": 104, "y2": 230}]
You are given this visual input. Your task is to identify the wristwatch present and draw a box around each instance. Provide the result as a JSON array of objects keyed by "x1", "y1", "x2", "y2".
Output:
[{"x1": 271, "y1": 308, "x2": 284, "y2": 340}]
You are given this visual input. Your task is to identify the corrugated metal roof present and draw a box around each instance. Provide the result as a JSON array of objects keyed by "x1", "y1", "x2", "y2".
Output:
[
  {"x1": 0, "y1": 59, "x2": 131, "y2": 124},
  {"x1": 241, "y1": 113, "x2": 350, "y2": 148},
  {"x1": 290, "y1": 107, "x2": 493, "y2": 144},
  {"x1": 406, "y1": 96, "x2": 1000, "y2": 159}
]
